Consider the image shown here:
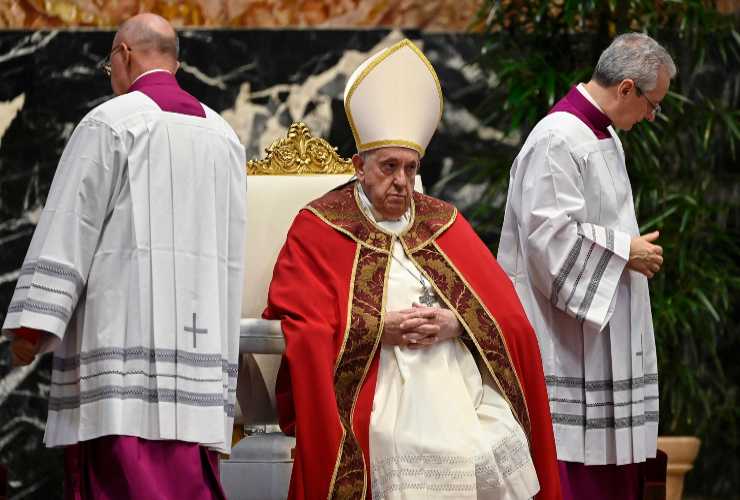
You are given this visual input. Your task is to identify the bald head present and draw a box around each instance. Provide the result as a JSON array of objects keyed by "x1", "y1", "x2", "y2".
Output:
[
  {"x1": 116, "y1": 13, "x2": 179, "y2": 62},
  {"x1": 108, "y1": 13, "x2": 180, "y2": 95}
]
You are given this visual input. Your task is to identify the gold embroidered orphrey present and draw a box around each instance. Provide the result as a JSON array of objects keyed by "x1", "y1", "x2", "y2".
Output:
[{"x1": 247, "y1": 122, "x2": 354, "y2": 175}]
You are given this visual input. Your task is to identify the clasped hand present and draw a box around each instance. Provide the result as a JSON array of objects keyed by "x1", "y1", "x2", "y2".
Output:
[
  {"x1": 381, "y1": 303, "x2": 463, "y2": 349},
  {"x1": 627, "y1": 230, "x2": 664, "y2": 279}
]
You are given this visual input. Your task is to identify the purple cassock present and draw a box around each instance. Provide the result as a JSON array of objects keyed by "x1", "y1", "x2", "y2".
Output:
[
  {"x1": 549, "y1": 85, "x2": 645, "y2": 500},
  {"x1": 549, "y1": 85, "x2": 613, "y2": 140},
  {"x1": 63, "y1": 70, "x2": 226, "y2": 500}
]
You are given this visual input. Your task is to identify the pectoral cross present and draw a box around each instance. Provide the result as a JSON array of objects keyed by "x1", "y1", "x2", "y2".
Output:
[
  {"x1": 419, "y1": 285, "x2": 437, "y2": 307},
  {"x1": 185, "y1": 313, "x2": 208, "y2": 348}
]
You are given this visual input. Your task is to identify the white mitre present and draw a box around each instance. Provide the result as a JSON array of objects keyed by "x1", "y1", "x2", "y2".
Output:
[{"x1": 343, "y1": 39, "x2": 443, "y2": 157}]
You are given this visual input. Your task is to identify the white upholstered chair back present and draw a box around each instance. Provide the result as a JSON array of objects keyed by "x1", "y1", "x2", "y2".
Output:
[{"x1": 236, "y1": 122, "x2": 355, "y2": 431}]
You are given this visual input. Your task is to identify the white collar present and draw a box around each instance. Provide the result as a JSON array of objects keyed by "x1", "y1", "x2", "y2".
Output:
[
  {"x1": 132, "y1": 69, "x2": 171, "y2": 85},
  {"x1": 576, "y1": 83, "x2": 606, "y2": 114}
]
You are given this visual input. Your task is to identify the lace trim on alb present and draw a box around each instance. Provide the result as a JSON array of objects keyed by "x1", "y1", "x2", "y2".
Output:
[{"x1": 371, "y1": 434, "x2": 533, "y2": 498}]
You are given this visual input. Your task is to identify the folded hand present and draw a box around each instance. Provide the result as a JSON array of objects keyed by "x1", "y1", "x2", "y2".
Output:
[{"x1": 381, "y1": 303, "x2": 463, "y2": 349}]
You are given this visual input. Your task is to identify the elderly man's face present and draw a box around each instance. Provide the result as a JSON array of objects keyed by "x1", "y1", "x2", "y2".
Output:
[
  {"x1": 613, "y1": 69, "x2": 670, "y2": 130},
  {"x1": 353, "y1": 147, "x2": 419, "y2": 221}
]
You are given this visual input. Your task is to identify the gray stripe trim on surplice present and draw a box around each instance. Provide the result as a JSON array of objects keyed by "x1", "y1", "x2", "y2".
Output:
[
  {"x1": 8, "y1": 298, "x2": 72, "y2": 322},
  {"x1": 546, "y1": 374, "x2": 659, "y2": 392},
  {"x1": 53, "y1": 347, "x2": 238, "y2": 376},
  {"x1": 551, "y1": 223, "x2": 585, "y2": 306},
  {"x1": 20, "y1": 259, "x2": 84, "y2": 294},
  {"x1": 51, "y1": 370, "x2": 229, "y2": 386},
  {"x1": 576, "y1": 243, "x2": 612, "y2": 322},
  {"x1": 15, "y1": 283, "x2": 76, "y2": 300},
  {"x1": 48, "y1": 385, "x2": 236, "y2": 417},
  {"x1": 564, "y1": 240, "x2": 596, "y2": 309},
  {"x1": 551, "y1": 411, "x2": 659, "y2": 429},
  {"x1": 549, "y1": 395, "x2": 659, "y2": 407}
]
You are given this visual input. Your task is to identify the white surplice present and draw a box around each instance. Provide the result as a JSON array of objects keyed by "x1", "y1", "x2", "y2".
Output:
[
  {"x1": 497, "y1": 103, "x2": 658, "y2": 465},
  {"x1": 355, "y1": 186, "x2": 539, "y2": 500},
  {"x1": 3, "y1": 91, "x2": 246, "y2": 453}
]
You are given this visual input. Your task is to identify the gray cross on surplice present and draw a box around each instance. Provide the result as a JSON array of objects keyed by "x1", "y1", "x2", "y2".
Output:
[{"x1": 185, "y1": 312, "x2": 208, "y2": 348}]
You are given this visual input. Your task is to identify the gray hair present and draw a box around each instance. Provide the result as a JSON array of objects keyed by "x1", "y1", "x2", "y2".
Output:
[
  {"x1": 593, "y1": 33, "x2": 676, "y2": 92},
  {"x1": 359, "y1": 150, "x2": 373, "y2": 162}
]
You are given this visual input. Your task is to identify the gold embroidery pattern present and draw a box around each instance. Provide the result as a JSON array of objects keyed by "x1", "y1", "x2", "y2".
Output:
[
  {"x1": 308, "y1": 184, "x2": 393, "y2": 250},
  {"x1": 330, "y1": 246, "x2": 389, "y2": 499},
  {"x1": 410, "y1": 244, "x2": 532, "y2": 439},
  {"x1": 307, "y1": 183, "x2": 456, "y2": 252},
  {"x1": 403, "y1": 192, "x2": 457, "y2": 251}
]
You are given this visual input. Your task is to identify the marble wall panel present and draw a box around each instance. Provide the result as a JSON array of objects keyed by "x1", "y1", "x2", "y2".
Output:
[{"x1": 0, "y1": 28, "x2": 504, "y2": 496}]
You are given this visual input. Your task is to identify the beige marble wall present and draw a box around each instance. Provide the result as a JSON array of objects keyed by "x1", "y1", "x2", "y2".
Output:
[{"x1": 0, "y1": 0, "x2": 484, "y2": 30}]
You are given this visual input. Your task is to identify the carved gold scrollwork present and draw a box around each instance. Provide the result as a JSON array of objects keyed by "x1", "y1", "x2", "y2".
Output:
[{"x1": 247, "y1": 122, "x2": 354, "y2": 175}]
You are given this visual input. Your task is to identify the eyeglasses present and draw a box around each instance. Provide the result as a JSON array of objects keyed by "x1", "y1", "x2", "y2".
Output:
[
  {"x1": 634, "y1": 84, "x2": 661, "y2": 116},
  {"x1": 98, "y1": 44, "x2": 129, "y2": 77}
]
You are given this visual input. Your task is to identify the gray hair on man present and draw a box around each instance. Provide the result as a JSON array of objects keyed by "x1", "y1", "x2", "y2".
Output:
[{"x1": 593, "y1": 33, "x2": 676, "y2": 92}]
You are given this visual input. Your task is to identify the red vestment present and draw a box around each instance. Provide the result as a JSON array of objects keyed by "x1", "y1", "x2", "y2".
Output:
[{"x1": 264, "y1": 183, "x2": 561, "y2": 499}]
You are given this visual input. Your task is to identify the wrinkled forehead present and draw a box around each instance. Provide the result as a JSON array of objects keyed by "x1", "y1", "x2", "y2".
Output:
[{"x1": 368, "y1": 146, "x2": 420, "y2": 165}]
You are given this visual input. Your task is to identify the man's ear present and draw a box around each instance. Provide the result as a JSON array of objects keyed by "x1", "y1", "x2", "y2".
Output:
[
  {"x1": 352, "y1": 153, "x2": 365, "y2": 181},
  {"x1": 618, "y1": 79, "x2": 635, "y2": 98},
  {"x1": 120, "y1": 42, "x2": 132, "y2": 65}
]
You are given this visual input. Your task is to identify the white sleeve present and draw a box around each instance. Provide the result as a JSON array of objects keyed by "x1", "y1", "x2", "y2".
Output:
[
  {"x1": 516, "y1": 132, "x2": 631, "y2": 331},
  {"x1": 3, "y1": 118, "x2": 123, "y2": 343}
]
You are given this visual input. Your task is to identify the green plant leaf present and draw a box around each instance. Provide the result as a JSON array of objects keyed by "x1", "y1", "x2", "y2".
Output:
[
  {"x1": 639, "y1": 205, "x2": 679, "y2": 233},
  {"x1": 693, "y1": 289, "x2": 721, "y2": 323}
]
